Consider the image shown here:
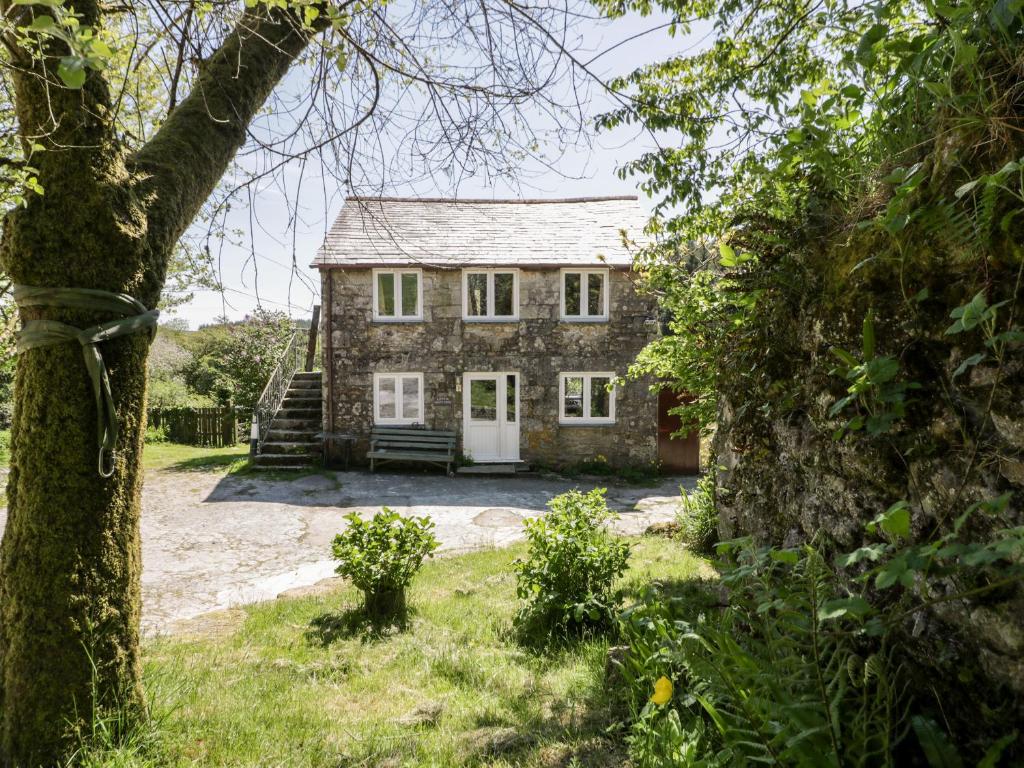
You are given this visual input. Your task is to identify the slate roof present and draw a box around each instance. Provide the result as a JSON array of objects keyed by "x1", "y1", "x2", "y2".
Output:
[{"x1": 312, "y1": 196, "x2": 648, "y2": 268}]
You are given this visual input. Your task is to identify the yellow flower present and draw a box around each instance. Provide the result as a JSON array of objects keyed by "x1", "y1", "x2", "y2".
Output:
[{"x1": 650, "y1": 676, "x2": 673, "y2": 705}]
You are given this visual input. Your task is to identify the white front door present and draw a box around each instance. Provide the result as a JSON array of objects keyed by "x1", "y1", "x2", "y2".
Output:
[{"x1": 462, "y1": 372, "x2": 520, "y2": 462}]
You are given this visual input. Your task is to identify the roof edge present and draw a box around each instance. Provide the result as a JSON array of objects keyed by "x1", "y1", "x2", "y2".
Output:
[
  {"x1": 312, "y1": 261, "x2": 635, "y2": 270},
  {"x1": 344, "y1": 195, "x2": 639, "y2": 205}
]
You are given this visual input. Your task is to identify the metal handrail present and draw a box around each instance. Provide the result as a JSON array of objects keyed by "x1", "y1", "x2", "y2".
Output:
[{"x1": 252, "y1": 329, "x2": 306, "y2": 452}]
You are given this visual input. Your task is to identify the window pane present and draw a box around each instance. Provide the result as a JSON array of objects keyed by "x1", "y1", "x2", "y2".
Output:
[
  {"x1": 467, "y1": 273, "x2": 487, "y2": 316},
  {"x1": 402, "y1": 377, "x2": 420, "y2": 421},
  {"x1": 494, "y1": 273, "x2": 514, "y2": 316},
  {"x1": 590, "y1": 377, "x2": 611, "y2": 418},
  {"x1": 377, "y1": 376, "x2": 396, "y2": 419},
  {"x1": 563, "y1": 376, "x2": 584, "y2": 417},
  {"x1": 401, "y1": 273, "x2": 419, "y2": 316},
  {"x1": 564, "y1": 273, "x2": 581, "y2": 315},
  {"x1": 587, "y1": 273, "x2": 605, "y2": 316},
  {"x1": 377, "y1": 273, "x2": 395, "y2": 316},
  {"x1": 470, "y1": 379, "x2": 497, "y2": 421},
  {"x1": 506, "y1": 374, "x2": 516, "y2": 422}
]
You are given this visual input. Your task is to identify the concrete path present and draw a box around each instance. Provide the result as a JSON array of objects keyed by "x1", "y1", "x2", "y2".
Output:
[{"x1": 0, "y1": 469, "x2": 695, "y2": 635}]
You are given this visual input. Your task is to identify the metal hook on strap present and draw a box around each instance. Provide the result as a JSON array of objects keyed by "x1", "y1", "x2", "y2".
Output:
[{"x1": 98, "y1": 448, "x2": 117, "y2": 479}]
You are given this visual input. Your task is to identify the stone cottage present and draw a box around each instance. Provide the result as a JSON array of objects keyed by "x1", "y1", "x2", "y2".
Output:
[{"x1": 313, "y1": 196, "x2": 698, "y2": 471}]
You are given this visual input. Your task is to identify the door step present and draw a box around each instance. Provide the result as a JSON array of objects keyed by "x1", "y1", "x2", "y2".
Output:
[{"x1": 456, "y1": 462, "x2": 530, "y2": 475}]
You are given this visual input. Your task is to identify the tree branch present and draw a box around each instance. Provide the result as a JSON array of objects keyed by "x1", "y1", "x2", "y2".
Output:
[{"x1": 133, "y1": 3, "x2": 326, "y2": 258}]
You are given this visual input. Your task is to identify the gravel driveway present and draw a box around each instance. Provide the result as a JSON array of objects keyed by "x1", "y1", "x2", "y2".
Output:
[{"x1": 0, "y1": 469, "x2": 695, "y2": 634}]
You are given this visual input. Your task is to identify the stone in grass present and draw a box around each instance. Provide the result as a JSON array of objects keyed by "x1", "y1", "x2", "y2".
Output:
[
  {"x1": 643, "y1": 521, "x2": 681, "y2": 538},
  {"x1": 398, "y1": 700, "x2": 445, "y2": 727},
  {"x1": 604, "y1": 645, "x2": 630, "y2": 689},
  {"x1": 466, "y1": 726, "x2": 533, "y2": 756}
]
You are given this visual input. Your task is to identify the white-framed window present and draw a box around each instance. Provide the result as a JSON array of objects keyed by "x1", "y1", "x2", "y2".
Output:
[
  {"x1": 373, "y1": 268, "x2": 422, "y2": 321},
  {"x1": 373, "y1": 372, "x2": 424, "y2": 424},
  {"x1": 462, "y1": 268, "x2": 519, "y2": 321},
  {"x1": 560, "y1": 268, "x2": 609, "y2": 321},
  {"x1": 559, "y1": 372, "x2": 616, "y2": 424}
]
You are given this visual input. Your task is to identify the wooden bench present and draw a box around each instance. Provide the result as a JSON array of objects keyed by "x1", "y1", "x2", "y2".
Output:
[{"x1": 368, "y1": 426, "x2": 457, "y2": 475}]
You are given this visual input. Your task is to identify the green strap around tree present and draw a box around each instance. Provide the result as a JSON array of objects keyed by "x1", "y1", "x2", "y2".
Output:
[{"x1": 13, "y1": 285, "x2": 159, "y2": 478}]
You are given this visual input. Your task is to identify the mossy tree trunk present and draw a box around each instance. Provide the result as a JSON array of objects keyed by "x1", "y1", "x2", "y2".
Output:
[{"x1": 0, "y1": 3, "x2": 321, "y2": 764}]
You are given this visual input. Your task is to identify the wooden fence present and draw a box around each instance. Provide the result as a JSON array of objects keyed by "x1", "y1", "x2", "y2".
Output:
[{"x1": 148, "y1": 407, "x2": 241, "y2": 447}]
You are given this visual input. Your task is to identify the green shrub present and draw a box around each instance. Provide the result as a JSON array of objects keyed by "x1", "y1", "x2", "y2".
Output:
[
  {"x1": 513, "y1": 488, "x2": 631, "y2": 641},
  {"x1": 143, "y1": 424, "x2": 170, "y2": 444},
  {"x1": 619, "y1": 541, "x2": 905, "y2": 767},
  {"x1": 331, "y1": 509, "x2": 439, "y2": 618},
  {"x1": 617, "y1": 509, "x2": 1024, "y2": 766},
  {"x1": 565, "y1": 455, "x2": 661, "y2": 485},
  {"x1": 574, "y1": 454, "x2": 615, "y2": 476},
  {"x1": 676, "y1": 473, "x2": 717, "y2": 554}
]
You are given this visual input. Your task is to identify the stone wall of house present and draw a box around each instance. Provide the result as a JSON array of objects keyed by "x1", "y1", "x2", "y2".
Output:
[{"x1": 320, "y1": 267, "x2": 661, "y2": 467}]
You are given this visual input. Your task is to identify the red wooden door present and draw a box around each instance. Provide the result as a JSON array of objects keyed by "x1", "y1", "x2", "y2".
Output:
[{"x1": 658, "y1": 389, "x2": 700, "y2": 474}]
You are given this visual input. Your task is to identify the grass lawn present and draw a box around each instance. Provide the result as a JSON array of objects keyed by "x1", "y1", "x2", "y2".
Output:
[
  {"x1": 141, "y1": 441, "x2": 250, "y2": 472},
  {"x1": 94, "y1": 538, "x2": 714, "y2": 767},
  {"x1": 0, "y1": 436, "x2": 249, "y2": 475}
]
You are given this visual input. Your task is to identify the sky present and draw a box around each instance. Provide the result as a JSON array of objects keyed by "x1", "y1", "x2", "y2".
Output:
[{"x1": 172, "y1": 6, "x2": 688, "y2": 329}]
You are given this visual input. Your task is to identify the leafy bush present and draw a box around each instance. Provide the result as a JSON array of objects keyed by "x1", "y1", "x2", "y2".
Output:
[
  {"x1": 331, "y1": 509, "x2": 439, "y2": 618},
  {"x1": 147, "y1": 378, "x2": 215, "y2": 410},
  {"x1": 617, "y1": 506, "x2": 1024, "y2": 766},
  {"x1": 513, "y1": 488, "x2": 631, "y2": 641},
  {"x1": 620, "y1": 541, "x2": 906, "y2": 767},
  {"x1": 143, "y1": 424, "x2": 169, "y2": 444},
  {"x1": 676, "y1": 473, "x2": 717, "y2": 554},
  {"x1": 181, "y1": 310, "x2": 295, "y2": 410},
  {"x1": 555, "y1": 456, "x2": 661, "y2": 485}
]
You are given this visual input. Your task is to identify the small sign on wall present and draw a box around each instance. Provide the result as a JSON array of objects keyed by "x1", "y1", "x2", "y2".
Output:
[{"x1": 435, "y1": 394, "x2": 453, "y2": 406}]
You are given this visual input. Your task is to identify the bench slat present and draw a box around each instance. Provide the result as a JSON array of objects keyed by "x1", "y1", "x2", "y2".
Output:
[
  {"x1": 368, "y1": 434, "x2": 448, "y2": 444},
  {"x1": 371, "y1": 428, "x2": 456, "y2": 438},
  {"x1": 372, "y1": 442, "x2": 454, "y2": 452},
  {"x1": 370, "y1": 435, "x2": 454, "y2": 443},
  {"x1": 368, "y1": 450, "x2": 455, "y2": 462}
]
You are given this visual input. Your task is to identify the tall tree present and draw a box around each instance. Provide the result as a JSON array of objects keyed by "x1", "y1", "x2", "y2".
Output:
[{"x1": 0, "y1": 0, "x2": 588, "y2": 763}]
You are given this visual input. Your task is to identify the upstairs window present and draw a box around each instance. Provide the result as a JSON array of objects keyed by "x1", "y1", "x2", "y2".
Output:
[
  {"x1": 373, "y1": 269, "x2": 422, "y2": 321},
  {"x1": 559, "y1": 372, "x2": 616, "y2": 424},
  {"x1": 373, "y1": 372, "x2": 423, "y2": 424},
  {"x1": 463, "y1": 269, "x2": 518, "y2": 321},
  {"x1": 561, "y1": 268, "x2": 609, "y2": 321}
]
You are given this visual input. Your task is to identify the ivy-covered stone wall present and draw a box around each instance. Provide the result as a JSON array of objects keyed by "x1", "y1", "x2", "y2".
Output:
[{"x1": 711, "y1": 219, "x2": 1024, "y2": 742}]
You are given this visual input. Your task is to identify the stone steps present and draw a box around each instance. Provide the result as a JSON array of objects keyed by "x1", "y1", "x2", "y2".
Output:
[
  {"x1": 253, "y1": 372, "x2": 322, "y2": 471},
  {"x1": 266, "y1": 428, "x2": 319, "y2": 443}
]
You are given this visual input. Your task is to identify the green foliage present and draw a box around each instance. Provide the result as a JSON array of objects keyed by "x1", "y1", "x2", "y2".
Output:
[
  {"x1": 181, "y1": 310, "x2": 295, "y2": 411},
  {"x1": 629, "y1": 265, "x2": 748, "y2": 435},
  {"x1": 837, "y1": 494, "x2": 1024, "y2": 609},
  {"x1": 561, "y1": 455, "x2": 662, "y2": 485},
  {"x1": 617, "y1": 495, "x2": 1024, "y2": 766},
  {"x1": 676, "y1": 474, "x2": 718, "y2": 555},
  {"x1": 146, "y1": 378, "x2": 214, "y2": 410},
  {"x1": 944, "y1": 288, "x2": 1023, "y2": 377},
  {"x1": 143, "y1": 425, "x2": 169, "y2": 445},
  {"x1": 597, "y1": 0, "x2": 1023, "y2": 245},
  {"x1": 331, "y1": 509, "x2": 439, "y2": 615},
  {"x1": 620, "y1": 540, "x2": 907, "y2": 767},
  {"x1": 600, "y1": 0, "x2": 1024, "y2": 761},
  {"x1": 512, "y1": 489, "x2": 631, "y2": 641},
  {"x1": 146, "y1": 327, "x2": 215, "y2": 410},
  {"x1": 828, "y1": 311, "x2": 920, "y2": 438}
]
